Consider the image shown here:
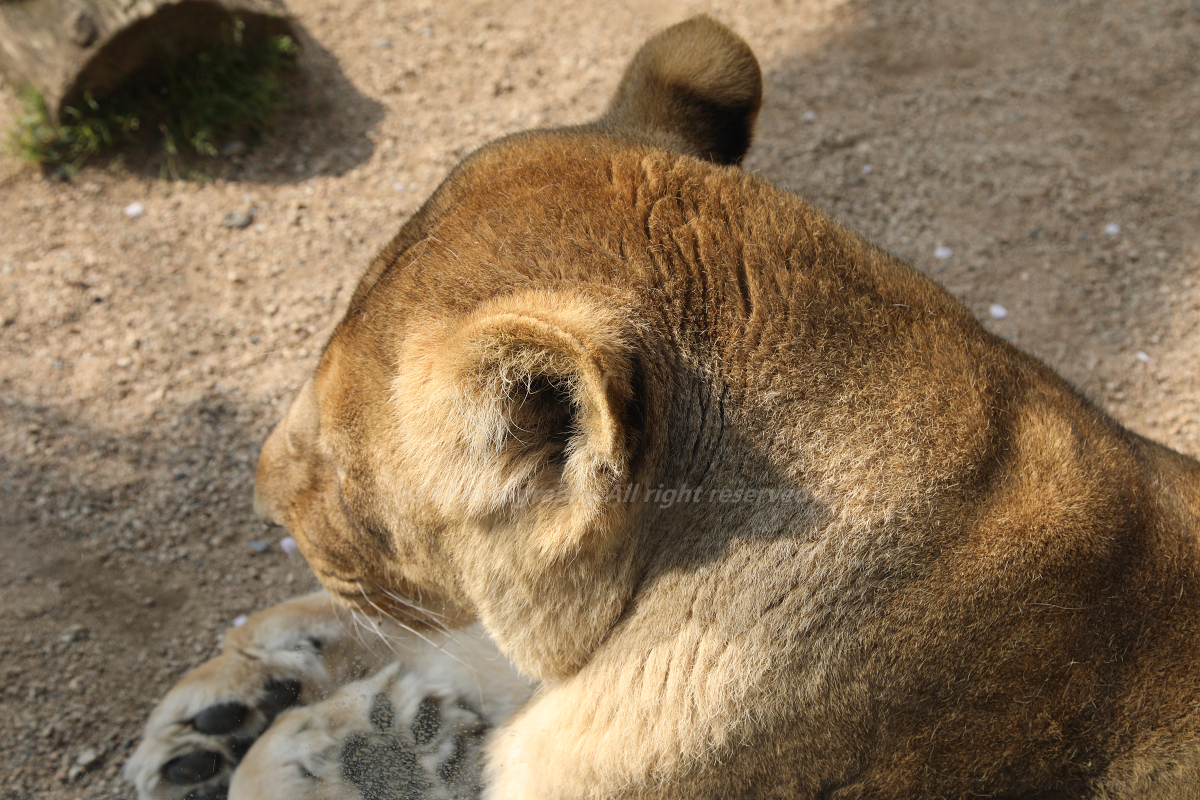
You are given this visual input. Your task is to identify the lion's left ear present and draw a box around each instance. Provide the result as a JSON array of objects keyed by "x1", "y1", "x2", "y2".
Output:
[
  {"x1": 396, "y1": 291, "x2": 637, "y2": 531},
  {"x1": 597, "y1": 15, "x2": 762, "y2": 165}
]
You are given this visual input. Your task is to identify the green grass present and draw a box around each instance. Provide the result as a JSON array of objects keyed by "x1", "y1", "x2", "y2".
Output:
[{"x1": 8, "y1": 19, "x2": 298, "y2": 178}]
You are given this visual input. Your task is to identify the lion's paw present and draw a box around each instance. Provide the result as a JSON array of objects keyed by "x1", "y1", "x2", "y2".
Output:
[
  {"x1": 131, "y1": 676, "x2": 303, "y2": 800},
  {"x1": 228, "y1": 664, "x2": 492, "y2": 800},
  {"x1": 124, "y1": 592, "x2": 397, "y2": 800},
  {"x1": 126, "y1": 591, "x2": 535, "y2": 800}
]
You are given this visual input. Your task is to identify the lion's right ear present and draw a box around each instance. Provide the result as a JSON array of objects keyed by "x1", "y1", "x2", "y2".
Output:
[
  {"x1": 394, "y1": 291, "x2": 638, "y2": 538},
  {"x1": 598, "y1": 15, "x2": 762, "y2": 166}
]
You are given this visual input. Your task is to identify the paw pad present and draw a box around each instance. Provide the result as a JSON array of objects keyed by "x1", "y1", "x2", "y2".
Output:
[
  {"x1": 162, "y1": 751, "x2": 223, "y2": 785},
  {"x1": 192, "y1": 703, "x2": 249, "y2": 736},
  {"x1": 151, "y1": 678, "x2": 305, "y2": 798},
  {"x1": 258, "y1": 678, "x2": 302, "y2": 720}
]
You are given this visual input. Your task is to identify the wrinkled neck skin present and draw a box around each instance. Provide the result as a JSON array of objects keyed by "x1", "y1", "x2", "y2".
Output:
[{"x1": 443, "y1": 313, "x2": 889, "y2": 688}]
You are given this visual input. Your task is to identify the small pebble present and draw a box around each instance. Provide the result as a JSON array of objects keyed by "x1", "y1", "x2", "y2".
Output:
[
  {"x1": 934, "y1": 246, "x2": 953, "y2": 260},
  {"x1": 802, "y1": 110, "x2": 817, "y2": 121},
  {"x1": 220, "y1": 140, "x2": 248, "y2": 158},
  {"x1": 374, "y1": 37, "x2": 392, "y2": 48},
  {"x1": 232, "y1": 615, "x2": 248, "y2": 628},
  {"x1": 861, "y1": 164, "x2": 874, "y2": 175},
  {"x1": 76, "y1": 747, "x2": 99, "y2": 768},
  {"x1": 248, "y1": 540, "x2": 270, "y2": 554},
  {"x1": 123, "y1": 202, "x2": 144, "y2": 219},
  {"x1": 988, "y1": 304, "x2": 1009, "y2": 320},
  {"x1": 222, "y1": 212, "x2": 253, "y2": 230},
  {"x1": 280, "y1": 536, "x2": 298, "y2": 554},
  {"x1": 1136, "y1": 350, "x2": 1155, "y2": 364},
  {"x1": 1104, "y1": 222, "x2": 1121, "y2": 235},
  {"x1": 60, "y1": 625, "x2": 86, "y2": 644}
]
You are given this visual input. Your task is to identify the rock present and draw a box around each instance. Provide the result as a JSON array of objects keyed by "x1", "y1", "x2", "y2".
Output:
[
  {"x1": 222, "y1": 212, "x2": 253, "y2": 230},
  {"x1": 248, "y1": 540, "x2": 270, "y2": 554},
  {"x1": 123, "y1": 202, "x2": 144, "y2": 219},
  {"x1": 221, "y1": 140, "x2": 248, "y2": 158},
  {"x1": 75, "y1": 746, "x2": 100, "y2": 768},
  {"x1": 60, "y1": 625, "x2": 86, "y2": 645}
]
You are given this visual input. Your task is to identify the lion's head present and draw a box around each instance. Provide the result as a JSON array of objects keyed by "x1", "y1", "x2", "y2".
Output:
[{"x1": 254, "y1": 16, "x2": 773, "y2": 680}]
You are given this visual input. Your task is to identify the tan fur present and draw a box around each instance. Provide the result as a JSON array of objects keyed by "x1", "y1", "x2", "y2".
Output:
[{"x1": 253, "y1": 16, "x2": 1200, "y2": 799}]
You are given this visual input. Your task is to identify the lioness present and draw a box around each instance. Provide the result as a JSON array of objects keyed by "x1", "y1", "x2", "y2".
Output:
[{"x1": 128, "y1": 15, "x2": 1200, "y2": 800}]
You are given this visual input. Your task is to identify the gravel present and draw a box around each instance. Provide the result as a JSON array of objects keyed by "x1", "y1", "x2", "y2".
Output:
[{"x1": 220, "y1": 211, "x2": 253, "y2": 229}]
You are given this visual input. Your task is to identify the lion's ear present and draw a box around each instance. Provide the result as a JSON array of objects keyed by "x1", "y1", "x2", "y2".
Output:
[
  {"x1": 598, "y1": 15, "x2": 762, "y2": 166},
  {"x1": 396, "y1": 291, "x2": 637, "y2": 526}
]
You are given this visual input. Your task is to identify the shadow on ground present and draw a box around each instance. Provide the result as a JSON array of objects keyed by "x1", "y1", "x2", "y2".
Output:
[
  {"x1": 746, "y1": 0, "x2": 1200, "y2": 439},
  {"x1": 86, "y1": 19, "x2": 386, "y2": 184}
]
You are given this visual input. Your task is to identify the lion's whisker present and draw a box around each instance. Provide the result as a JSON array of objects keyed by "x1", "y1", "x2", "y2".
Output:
[
  {"x1": 356, "y1": 585, "x2": 485, "y2": 682},
  {"x1": 369, "y1": 584, "x2": 460, "y2": 630},
  {"x1": 347, "y1": 607, "x2": 424, "y2": 659}
]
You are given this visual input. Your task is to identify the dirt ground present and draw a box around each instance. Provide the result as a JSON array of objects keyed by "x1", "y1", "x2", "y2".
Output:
[{"x1": 1, "y1": 0, "x2": 1198, "y2": 796}]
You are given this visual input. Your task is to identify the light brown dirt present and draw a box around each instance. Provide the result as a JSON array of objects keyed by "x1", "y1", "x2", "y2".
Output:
[{"x1": 1, "y1": 0, "x2": 1198, "y2": 797}]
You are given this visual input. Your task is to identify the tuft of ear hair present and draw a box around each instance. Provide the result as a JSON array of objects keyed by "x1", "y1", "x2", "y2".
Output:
[
  {"x1": 598, "y1": 15, "x2": 763, "y2": 165},
  {"x1": 395, "y1": 291, "x2": 637, "y2": 531}
]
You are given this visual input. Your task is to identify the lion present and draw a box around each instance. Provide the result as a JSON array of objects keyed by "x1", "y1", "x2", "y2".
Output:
[{"x1": 126, "y1": 14, "x2": 1200, "y2": 800}]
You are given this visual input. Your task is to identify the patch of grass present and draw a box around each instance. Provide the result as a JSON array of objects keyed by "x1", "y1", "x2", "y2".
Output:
[
  {"x1": 8, "y1": 19, "x2": 298, "y2": 178},
  {"x1": 9, "y1": 88, "x2": 137, "y2": 172}
]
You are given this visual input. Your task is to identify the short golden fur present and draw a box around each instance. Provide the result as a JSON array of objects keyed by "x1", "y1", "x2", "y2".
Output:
[{"x1": 253, "y1": 16, "x2": 1200, "y2": 798}]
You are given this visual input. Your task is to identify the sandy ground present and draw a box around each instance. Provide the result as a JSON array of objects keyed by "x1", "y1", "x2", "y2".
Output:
[{"x1": 1, "y1": 0, "x2": 1198, "y2": 796}]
